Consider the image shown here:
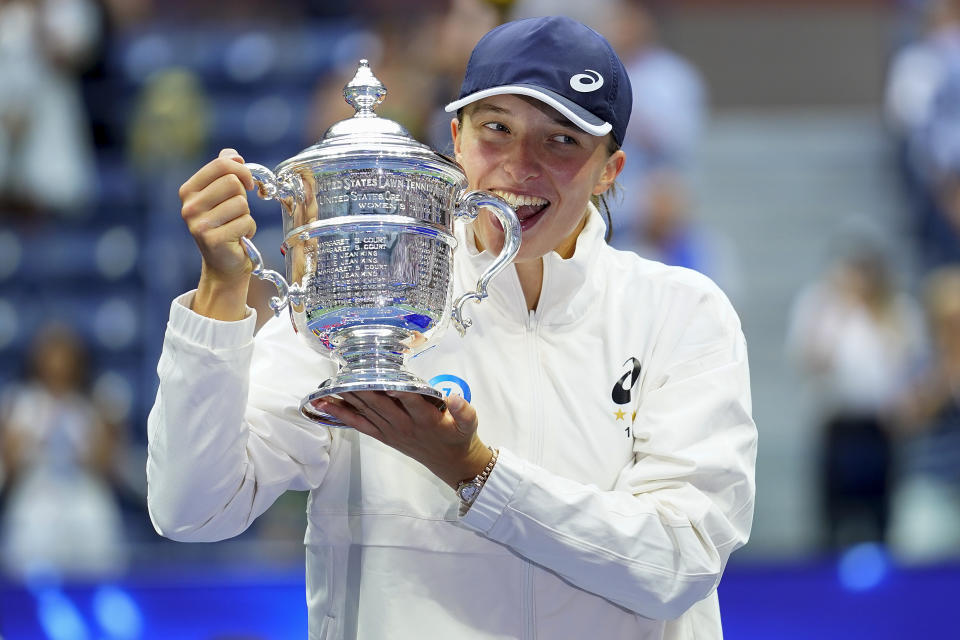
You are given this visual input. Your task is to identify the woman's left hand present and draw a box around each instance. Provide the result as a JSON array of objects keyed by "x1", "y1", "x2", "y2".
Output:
[{"x1": 311, "y1": 392, "x2": 492, "y2": 488}]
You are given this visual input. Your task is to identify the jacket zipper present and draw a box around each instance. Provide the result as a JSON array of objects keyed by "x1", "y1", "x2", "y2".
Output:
[{"x1": 523, "y1": 300, "x2": 546, "y2": 640}]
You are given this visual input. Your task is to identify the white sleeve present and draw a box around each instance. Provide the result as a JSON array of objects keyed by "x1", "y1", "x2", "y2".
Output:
[
  {"x1": 146, "y1": 292, "x2": 333, "y2": 543},
  {"x1": 460, "y1": 289, "x2": 756, "y2": 620}
]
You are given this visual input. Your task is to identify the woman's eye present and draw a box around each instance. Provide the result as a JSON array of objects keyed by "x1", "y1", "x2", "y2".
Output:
[{"x1": 552, "y1": 134, "x2": 578, "y2": 145}]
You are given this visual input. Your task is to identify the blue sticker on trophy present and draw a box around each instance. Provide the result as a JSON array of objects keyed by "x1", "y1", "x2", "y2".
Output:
[{"x1": 429, "y1": 374, "x2": 471, "y2": 402}]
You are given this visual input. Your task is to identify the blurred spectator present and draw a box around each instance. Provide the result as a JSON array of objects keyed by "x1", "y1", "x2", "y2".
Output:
[
  {"x1": 885, "y1": 0, "x2": 960, "y2": 145},
  {"x1": 914, "y1": 77, "x2": 960, "y2": 267},
  {"x1": 890, "y1": 266, "x2": 960, "y2": 562},
  {"x1": 0, "y1": 322, "x2": 127, "y2": 578},
  {"x1": 609, "y1": 168, "x2": 742, "y2": 300},
  {"x1": 613, "y1": 0, "x2": 706, "y2": 175},
  {"x1": 0, "y1": 0, "x2": 101, "y2": 218},
  {"x1": 98, "y1": 0, "x2": 152, "y2": 33},
  {"x1": 424, "y1": 0, "x2": 500, "y2": 152},
  {"x1": 787, "y1": 246, "x2": 926, "y2": 549},
  {"x1": 308, "y1": 7, "x2": 445, "y2": 145},
  {"x1": 885, "y1": 0, "x2": 960, "y2": 269},
  {"x1": 308, "y1": 0, "x2": 500, "y2": 155},
  {"x1": 604, "y1": 1, "x2": 709, "y2": 261},
  {"x1": 127, "y1": 68, "x2": 211, "y2": 176},
  {"x1": 612, "y1": 0, "x2": 706, "y2": 254}
]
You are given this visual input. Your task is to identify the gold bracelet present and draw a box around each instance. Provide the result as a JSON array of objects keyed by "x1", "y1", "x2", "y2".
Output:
[{"x1": 456, "y1": 446, "x2": 498, "y2": 512}]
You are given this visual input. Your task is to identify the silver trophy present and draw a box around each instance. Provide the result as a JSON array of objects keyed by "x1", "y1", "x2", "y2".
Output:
[{"x1": 240, "y1": 60, "x2": 521, "y2": 427}]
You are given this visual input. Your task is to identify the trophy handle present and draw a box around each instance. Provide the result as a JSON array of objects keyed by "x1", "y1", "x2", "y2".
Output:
[
  {"x1": 239, "y1": 236, "x2": 304, "y2": 316},
  {"x1": 244, "y1": 162, "x2": 305, "y2": 203},
  {"x1": 238, "y1": 162, "x2": 305, "y2": 316},
  {"x1": 238, "y1": 236, "x2": 301, "y2": 316},
  {"x1": 450, "y1": 190, "x2": 522, "y2": 335}
]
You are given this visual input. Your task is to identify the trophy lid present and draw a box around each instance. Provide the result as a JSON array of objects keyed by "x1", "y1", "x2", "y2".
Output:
[{"x1": 274, "y1": 60, "x2": 462, "y2": 177}]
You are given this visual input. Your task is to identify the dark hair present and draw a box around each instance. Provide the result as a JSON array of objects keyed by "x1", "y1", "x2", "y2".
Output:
[
  {"x1": 24, "y1": 322, "x2": 93, "y2": 392},
  {"x1": 593, "y1": 136, "x2": 621, "y2": 243},
  {"x1": 456, "y1": 107, "x2": 620, "y2": 243}
]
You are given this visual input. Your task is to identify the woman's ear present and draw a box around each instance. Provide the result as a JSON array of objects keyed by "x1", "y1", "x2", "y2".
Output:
[
  {"x1": 593, "y1": 149, "x2": 626, "y2": 196},
  {"x1": 451, "y1": 117, "x2": 462, "y2": 162}
]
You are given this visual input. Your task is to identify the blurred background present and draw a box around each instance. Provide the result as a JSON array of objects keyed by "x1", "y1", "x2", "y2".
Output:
[{"x1": 0, "y1": 0, "x2": 958, "y2": 637}]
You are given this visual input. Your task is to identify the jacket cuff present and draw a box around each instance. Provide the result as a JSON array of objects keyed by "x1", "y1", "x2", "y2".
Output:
[
  {"x1": 169, "y1": 291, "x2": 257, "y2": 351},
  {"x1": 459, "y1": 446, "x2": 523, "y2": 533}
]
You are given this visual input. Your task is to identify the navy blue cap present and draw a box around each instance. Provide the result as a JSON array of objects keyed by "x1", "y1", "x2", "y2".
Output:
[{"x1": 445, "y1": 16, "x2": 632, "y2": 146}]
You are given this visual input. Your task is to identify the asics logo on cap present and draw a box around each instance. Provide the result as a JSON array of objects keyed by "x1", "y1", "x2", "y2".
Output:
[{"x1": 569, "y1": 69, "x2": 604, "y2": 93}]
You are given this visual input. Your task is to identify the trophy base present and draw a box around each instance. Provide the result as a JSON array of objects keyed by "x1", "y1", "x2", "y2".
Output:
[
  {"x1": 300, "y1": 376, "x2": 446, "y2": 428},
  {"x1": 300, "y1": 327, "x2": 446, "y2": 428}
]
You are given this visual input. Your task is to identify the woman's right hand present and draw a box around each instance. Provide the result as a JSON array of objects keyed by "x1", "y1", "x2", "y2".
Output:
[{"x1": 179, "y1": 148, "x2": 257, "y2": 320}]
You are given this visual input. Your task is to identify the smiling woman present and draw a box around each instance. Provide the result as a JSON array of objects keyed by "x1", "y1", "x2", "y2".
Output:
[
  {"x1": 146, "y1": 15, "x2": 757, "y2": 640},
  {"x1": 452, "y1": 94, "x2": 625, "y2": 296}
]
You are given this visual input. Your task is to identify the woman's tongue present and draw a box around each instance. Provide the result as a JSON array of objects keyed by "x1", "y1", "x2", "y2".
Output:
[{"x1": 492, "y1": 203, "x2": 547, "y2": 231}]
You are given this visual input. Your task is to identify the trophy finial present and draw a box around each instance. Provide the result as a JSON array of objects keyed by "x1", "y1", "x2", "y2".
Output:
[{"x1": 344, "y1": 59, "x2": 386, "y2": 117}]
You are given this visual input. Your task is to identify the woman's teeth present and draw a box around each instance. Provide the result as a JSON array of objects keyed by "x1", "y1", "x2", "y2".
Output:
[{"x1": 491, "y1": 190, "x2": 549, "y2": 209}]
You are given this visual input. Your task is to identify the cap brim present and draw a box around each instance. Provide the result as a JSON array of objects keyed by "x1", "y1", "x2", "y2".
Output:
[{"x1": 444, "y1": 84, "x2": 612, "y2": 137}]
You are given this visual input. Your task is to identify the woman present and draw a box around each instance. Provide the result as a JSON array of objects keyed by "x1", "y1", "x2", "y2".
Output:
[
  {"x1": 1, "y1": 323, "x2": 125, "y2": 577},
  {"x1": 148, "y1": 16, "x2": 756, "y2": 640},
  {"x1": 787, "y1": 248, "x2": 924, "y2": 548}
]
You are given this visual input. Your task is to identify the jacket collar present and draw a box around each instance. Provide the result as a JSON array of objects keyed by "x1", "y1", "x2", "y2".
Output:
[{"x1": 455, "y1": 203, "x2": 606, "y2": 327}]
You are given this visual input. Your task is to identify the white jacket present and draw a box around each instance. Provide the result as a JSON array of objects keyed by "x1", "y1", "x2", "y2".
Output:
[{"x1": 147, "y1": 207, "x2": 757, "y2": 640}]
